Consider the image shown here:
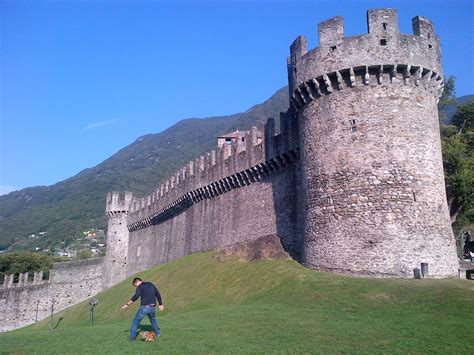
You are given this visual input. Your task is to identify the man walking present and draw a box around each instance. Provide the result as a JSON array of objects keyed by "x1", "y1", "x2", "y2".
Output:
[{"x1": 122, "y1": 277, "x2": 164, "y2": 341}]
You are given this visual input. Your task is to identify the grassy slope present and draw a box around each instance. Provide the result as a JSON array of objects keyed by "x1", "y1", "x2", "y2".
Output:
[{"x1": 1, "y1": 252, "x2": 473, "y2": 354}]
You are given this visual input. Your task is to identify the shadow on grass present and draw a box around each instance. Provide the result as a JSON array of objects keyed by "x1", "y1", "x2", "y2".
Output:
[{"x1": 120, "y1": 325, "x2": 156, "y2": 333}]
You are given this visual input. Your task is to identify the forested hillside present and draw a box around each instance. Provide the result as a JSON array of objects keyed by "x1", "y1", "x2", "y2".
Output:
[
  {"x1": 0, "y1": 87, "x2": 289, "y2": 251},
  {"x1": 0, "y1": 84, "x2": 472, "y2": 253}
]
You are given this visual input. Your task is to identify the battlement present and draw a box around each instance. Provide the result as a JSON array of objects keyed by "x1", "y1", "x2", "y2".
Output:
[
  {"x1": 217, "y1": 129, "x2": 263, "y2": 148},
  {"x1": 366, "y1": 9, "x2": 399, "y2": 37},
  {"x1": 1, "y1": 271, "x2": 48, "y2": 289},
  {"x1": 106, "y1": 191, "x2": 133, "y2": 216},
  {"x1": 0, "y1": 257, "x2": 104, "y2": 331},
  {"x1": 126, "y1": 113, "x2": 299, "y2": 230},
  {"x1": 318, "y1": 16, "x2": 344, "y2": 48},
  {"x1": 412, "y1": 16, "x2": 435, "y2": 38},
  {"x1": 288, "y1": 9, "x2": 442, "y2": 99}
]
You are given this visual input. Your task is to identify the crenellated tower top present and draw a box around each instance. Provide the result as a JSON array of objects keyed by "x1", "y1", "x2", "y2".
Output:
[
  {"x1": 288, "y1": 9, "x2": 443, "y2": 109},
  {"x1": 106, "y1": 191, "x2": 133, "y2": 216}
]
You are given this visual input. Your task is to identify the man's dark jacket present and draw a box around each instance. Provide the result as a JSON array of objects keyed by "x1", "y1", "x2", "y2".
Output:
[{"x1": 131, "y1": 282, "x2": 163, "y2": 306}]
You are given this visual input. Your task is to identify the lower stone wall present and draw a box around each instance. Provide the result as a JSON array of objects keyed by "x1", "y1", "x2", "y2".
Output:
[
  {"x1": 126, "y1": 165, "x2": 301, "y2": 275},
  {"x1": 0, "y1": 258, "x2": 104, "y2": 332}
]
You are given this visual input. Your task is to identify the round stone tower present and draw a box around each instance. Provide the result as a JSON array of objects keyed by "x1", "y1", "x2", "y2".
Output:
[
  {"x1": 288, "y1": 9, "x2": 459, "y2": 277},
  {"x1": 103, "y1": 191, "x2": 133, "y2": 288}
]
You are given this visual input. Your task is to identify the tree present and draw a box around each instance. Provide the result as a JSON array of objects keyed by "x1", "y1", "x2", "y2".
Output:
[
  {"x1": 0, "y1": 252, "x2": 56, "y2": 283},
  {"x1": 438, "y1": 75, "x2": 456, "y2": 123},
  {"x1": 451, "y1": 101, "x2": 474, "y2": 133},
  {"x1": 77, "y1": 249, "x2": 92, "y2": 259},
  {"x1": 441, "y1": 100, "x2": 474, "y2": 227}
]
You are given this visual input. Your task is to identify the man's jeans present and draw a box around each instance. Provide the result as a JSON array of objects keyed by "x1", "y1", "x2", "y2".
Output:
[{"x1": 129, "y1": 305, "x2": 160, "y2": 340}]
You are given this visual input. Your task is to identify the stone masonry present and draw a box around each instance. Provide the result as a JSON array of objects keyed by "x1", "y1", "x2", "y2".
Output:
[
  {"x1": 0, "y1": 258, "x2": 103, "y2": 332},
  {"x1": 288, "y1": 9, "x2": 458, "y2": 277},
  {"x1": 103, "y1": 9, "x2": 459, "y2": 281},
  {"x1": 0, "y1": 8, "x2": 462, "y2": 332},
  {"x1": 112, "y1": 118, "x2": 302, "y2": 276},
  {"x1": 103, "y1": 192, "x2": 133, "y2": 288}
]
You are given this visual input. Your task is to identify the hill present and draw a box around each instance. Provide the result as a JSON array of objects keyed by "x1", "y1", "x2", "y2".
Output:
[
  {"x1": 0, "y1": 247, "x2": 472, "y2": 353},
  {"x1": 0, "y1": 91, "x2": 471, "y2": 252},
  {"x1": 444, "y1": 94, "x2": 474, "y2": 123},
  {"x1": 0, "y1": 87, "x2": 289, "y2": 251}
]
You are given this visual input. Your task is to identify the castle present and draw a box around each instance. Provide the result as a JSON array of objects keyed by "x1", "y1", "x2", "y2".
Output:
[{"x1": 0, "y1": 9, "x2": 460, "y2": 331}]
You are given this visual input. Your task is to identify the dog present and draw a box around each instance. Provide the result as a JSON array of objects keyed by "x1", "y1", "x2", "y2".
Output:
[{"x1": 139, "y1": 331, "x2": 156, "y2": 342}]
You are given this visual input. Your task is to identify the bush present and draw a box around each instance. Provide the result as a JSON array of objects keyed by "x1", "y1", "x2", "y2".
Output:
[{"x1": 0, "y1": 252, "x2": 58, "y2": 277}]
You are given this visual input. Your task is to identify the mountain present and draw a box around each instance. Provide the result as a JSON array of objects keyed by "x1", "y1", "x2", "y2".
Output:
[
  {"x1": 0, "y1": 87, "x2": 290, "y2": 251},
  {"x1": 444, "y1": 94, "x2": 474, "y2": 123},
  {"x1": 0, "y1": 89, "x2": 471, "y2": 252}
]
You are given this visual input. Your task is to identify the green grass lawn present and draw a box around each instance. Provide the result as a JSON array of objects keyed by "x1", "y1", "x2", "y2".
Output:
[{"x1": 1, "y1": 252, "x2": 473, "y2": 354}]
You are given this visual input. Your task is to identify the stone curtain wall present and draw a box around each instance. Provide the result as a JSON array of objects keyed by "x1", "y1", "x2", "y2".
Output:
[
  {"x1": 127, "y1": 167, "x2": 299, "y2": 275},
  {"x1": 124, "y1": 116, "x2": 302, "y2": 276},
  {"x1": 289, "y1": 9, "x2": 459, "y2": 277},
  {"x1": 0, "y1": 258, "x2": 103, "y2": 332}
]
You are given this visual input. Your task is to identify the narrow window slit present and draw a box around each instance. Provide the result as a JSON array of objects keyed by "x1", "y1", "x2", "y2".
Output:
[
  {"x1": 350, "y1": 119, "x2": 357, "y2": 132},
  {"x1": 382, "y1": 23, "x2": 387, "y2": 30},
  {"x1": 413, "y1": 192, "x2": 416, "y2": 202}
]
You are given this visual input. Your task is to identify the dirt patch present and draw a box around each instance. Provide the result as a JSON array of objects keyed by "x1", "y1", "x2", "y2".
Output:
[
  {"x1": 364, "y1": 292, "x2": 393, "y2": 301},
  {"x1": 217, "y1": 235, "x2": 290, "y2": 262}
]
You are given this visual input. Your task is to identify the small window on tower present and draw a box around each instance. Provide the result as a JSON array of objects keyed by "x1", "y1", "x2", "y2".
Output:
[
  {"x1": 331, "y1": 46, "x2": 337, "y2": 52},
  {"x1": 350, "y1": 119, "x2": 357, "y2": 132},
  {"x1": 380, "y1": 39, "x2": 387, "y2": 46},
  {"x1": 383, "y1": 23, "x2": 387, "y2": 30}
]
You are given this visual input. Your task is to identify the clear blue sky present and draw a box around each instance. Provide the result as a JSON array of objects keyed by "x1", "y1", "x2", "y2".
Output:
[{"x1": 1, "y1": 0, "x2": 473, "y2": 195}]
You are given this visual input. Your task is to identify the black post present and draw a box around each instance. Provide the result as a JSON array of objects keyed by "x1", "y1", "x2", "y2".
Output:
[
  {"x1": 89, "y1": 298, "x2": 99, "y2": 326},
  {"x1": 49, "y1": 299, "x2": 55, "y2": 330},
  {"x1": 35, "y1": 300, "x2": 40, "y2": 323},
  {"x1": 89, "y1": 305, "x2": 94, "y2": 326},
  {"x1": 421, "y1": 263, "x2": 428, "y2": 278}
]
